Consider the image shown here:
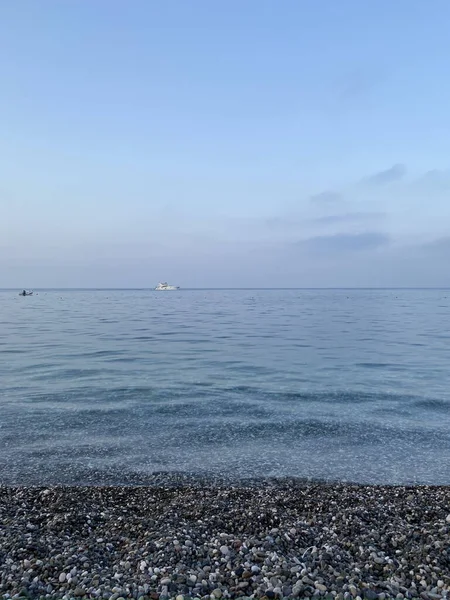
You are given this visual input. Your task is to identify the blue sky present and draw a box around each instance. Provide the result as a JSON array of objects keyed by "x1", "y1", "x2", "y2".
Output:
[{"x1": 1, "y1": 0, "x2": 450, "y2": 287}]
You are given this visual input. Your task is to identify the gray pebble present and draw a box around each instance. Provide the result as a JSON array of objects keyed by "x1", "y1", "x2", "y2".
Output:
[{"x1": 0, "y1": 484, "x2": 448, "y2": 600}]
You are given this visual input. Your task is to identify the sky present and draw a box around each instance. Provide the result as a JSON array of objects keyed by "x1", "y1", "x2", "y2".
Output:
[{"x1": 1, "y1": 0, "x2": 450, "y2": 288}]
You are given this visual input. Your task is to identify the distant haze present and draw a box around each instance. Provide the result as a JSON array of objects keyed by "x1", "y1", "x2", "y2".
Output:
[{"x1": 1, "y1": 1, "x2": 450, "y2": 288}]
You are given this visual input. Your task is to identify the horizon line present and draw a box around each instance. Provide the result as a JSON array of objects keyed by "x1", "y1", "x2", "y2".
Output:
[{"x1": 3, "y1": 287, "x2": 450, "y2": 291}]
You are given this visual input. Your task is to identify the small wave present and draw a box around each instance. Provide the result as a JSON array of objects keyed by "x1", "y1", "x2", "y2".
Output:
[
  {"x1": 31, "y1": 367, "x2": 107, "y2": 380},
  {"x1": 356, "y1": 362, "x2": 392, "y2": 369},
  {"x1": 412, "y1": 398, "x2": 450, "y2": 412}
]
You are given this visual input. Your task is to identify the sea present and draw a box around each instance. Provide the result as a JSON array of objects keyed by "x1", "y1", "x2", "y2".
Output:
[{"x1": 1, "y1": 288, "x2": 449, "y2": 486}]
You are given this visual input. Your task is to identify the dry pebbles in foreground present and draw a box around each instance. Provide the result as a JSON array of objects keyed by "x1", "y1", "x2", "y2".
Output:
[{"x1": 0, "y1": 482, "x2": 449, "y2": 600}]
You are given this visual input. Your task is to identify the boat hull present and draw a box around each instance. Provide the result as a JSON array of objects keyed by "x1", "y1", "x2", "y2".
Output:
[{"x1": 155, "y1": 283, "x2": 179, "y2": 291}]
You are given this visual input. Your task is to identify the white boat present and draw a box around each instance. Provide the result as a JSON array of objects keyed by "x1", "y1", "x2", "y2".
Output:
[
  {"x1": 19, "y1": 290, "x2": 33, "y2": 296},
  {"x1": 155, "y1": 282, "x2": 179, "y2": 291}
]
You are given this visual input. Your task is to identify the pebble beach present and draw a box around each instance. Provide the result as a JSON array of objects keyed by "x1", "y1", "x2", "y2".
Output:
[{"x1": 0, "y1": 481, "x2": 449, "y2": 600}]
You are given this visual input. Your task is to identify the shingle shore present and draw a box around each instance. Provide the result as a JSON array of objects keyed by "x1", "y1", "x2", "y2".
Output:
[{"x1": 0, "y1": 482, "x2": 449, "y2": 600}]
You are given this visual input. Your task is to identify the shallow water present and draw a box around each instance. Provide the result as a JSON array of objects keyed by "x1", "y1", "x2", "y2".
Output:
[{"x1": 1, "y1": 288, "x2": 449, "y2": 485}]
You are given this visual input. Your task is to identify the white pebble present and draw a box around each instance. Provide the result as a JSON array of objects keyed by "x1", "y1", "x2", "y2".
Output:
[
  {"x1": 59, "y1": 573, "x2": 66, "y2": 583},
  {"x1": 220, "y1": 545, "x2": 230, "y2": 555}
]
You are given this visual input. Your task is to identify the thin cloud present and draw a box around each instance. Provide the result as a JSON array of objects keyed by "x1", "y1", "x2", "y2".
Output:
[
  {"x1": 336, "y1": 68, "x2": 383, "y2": 103},
  {"x1": 422, "y1": 237, "x2": 450, "y2": 255},
  {"x1": 312, "y1": 212, "x2": 385, "y2": 225},
  {"x1": 363, "y1": 164, "x2": 406, "y2": 186},
  {"x1": 297, "y1": 232, "x2": 390, "y2": 255},
  {"x1": 340, "y1": 72, "x2": 372, "y2": 99},
  {"x1": 264, "y1": 217, "x2": 302, "y2": 230},
  {"x1": 310, "y1": 191, "x2": 343, "y2": 203},
  {"x1": 320, "y1": 66, "x2": 386, "y2": 115},
  {"x1": 415, "y1": 169, "x2": 450, "y2": 191}
]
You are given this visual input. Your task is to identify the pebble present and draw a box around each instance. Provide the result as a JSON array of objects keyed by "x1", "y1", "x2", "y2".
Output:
[{"x1": 0, "y1": 483, "x2": 448, "y2": 600}]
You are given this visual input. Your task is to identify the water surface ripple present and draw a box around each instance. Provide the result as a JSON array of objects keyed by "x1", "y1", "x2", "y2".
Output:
[{"x1": 1, "y1": 289, "x2": 449, "y2": 484}]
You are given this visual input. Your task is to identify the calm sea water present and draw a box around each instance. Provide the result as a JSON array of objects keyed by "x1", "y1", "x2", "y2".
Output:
[{"x1": 1, "y1": 289, "x2": 449, "y2": 485}]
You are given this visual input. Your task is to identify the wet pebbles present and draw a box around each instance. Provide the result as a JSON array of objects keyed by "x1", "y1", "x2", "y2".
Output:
[{"x1": 0, "y1": 482, "x2": 449, "y2": 599}]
